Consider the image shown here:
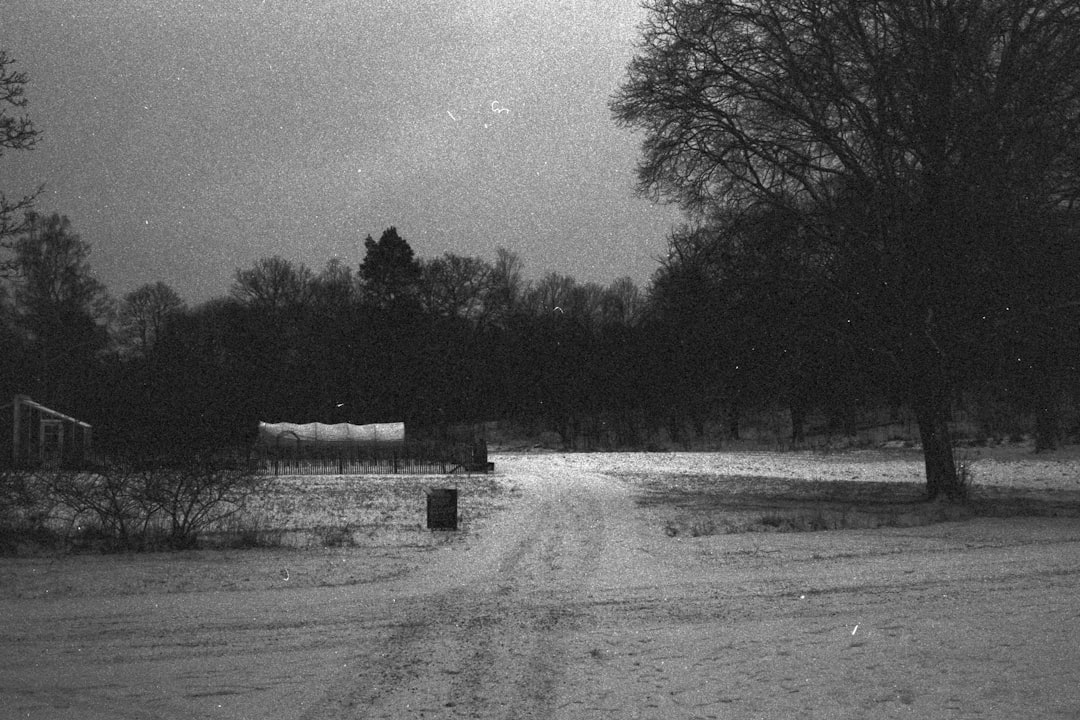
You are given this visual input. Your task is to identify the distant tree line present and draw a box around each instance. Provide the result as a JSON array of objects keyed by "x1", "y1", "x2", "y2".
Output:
[
  {"x1": 93, "y1": 227, "x2": 660, "y2": 454},
  {"x1": 1, "y1": 220, "x2": 659, "y2": 453},
  {"x1": 2, "y1": 216, "x2": 1077, "y2": 464},
  {"x1": 3, "y1": 17, "x2": 1080, "y2": 504}
]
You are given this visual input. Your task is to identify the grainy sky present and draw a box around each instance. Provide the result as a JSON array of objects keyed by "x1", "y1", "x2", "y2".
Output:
[{"x1": 1, "y1": 0, "x2": 683, "y2": 304}]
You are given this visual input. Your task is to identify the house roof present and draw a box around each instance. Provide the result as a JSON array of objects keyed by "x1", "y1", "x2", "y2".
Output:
[{"x1": 1, "y1": 395, "x2": 92, "y2": 428}]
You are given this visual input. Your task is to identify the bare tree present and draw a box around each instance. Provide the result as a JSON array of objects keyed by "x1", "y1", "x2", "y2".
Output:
[
  {"x1": 310, "y1": 258, "x2": 357, "y2": 310},
  {"x1": 566, "y1": 281, "x2": 606, "y2": 326},
  {"x1": 601, "y1": 277, "x2": 644, "y2": 326},
  {"x1": 1, "y1": 51, "x2": 40, "y2": 273},
  {"x1": 118, "y1": 281, "x2": 186, "y2": 356},
  {"x1": 485, "y1": 247, "x2": 525, "y2": 325},
  {"x1": 419, "y1": 253, "x2": 493, "y2": 321},
  {"x1": 613, "y1": 0, "x2": 1080, "y2": 498},
  {"x1": 525, "y1": 272, "x2": 577, "y2": 318},
  {"x1": 230, "y1": 255, "x2": 313, "y2": 311}
]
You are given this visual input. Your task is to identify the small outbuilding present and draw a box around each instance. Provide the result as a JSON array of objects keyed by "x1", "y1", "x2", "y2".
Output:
[{"x1": 1, "y1": 395, "x2": 93, "y2": 468}]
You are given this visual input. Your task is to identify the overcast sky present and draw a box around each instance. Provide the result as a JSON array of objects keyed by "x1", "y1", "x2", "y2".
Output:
[{"x1": 2, "y1": 0, "x2": 684, "y2": 304}]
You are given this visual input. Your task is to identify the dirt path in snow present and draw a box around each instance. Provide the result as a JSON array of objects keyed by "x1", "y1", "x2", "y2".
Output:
[
  {"x1": 1, "y1": 456, "x2": 647, "y2": 719},
  {"x1": 4, "y1": 452, "x2": 1080, "y2": 719},
  {"x1": 299, "y1": 454, "x2": 646, "y2": 718}
]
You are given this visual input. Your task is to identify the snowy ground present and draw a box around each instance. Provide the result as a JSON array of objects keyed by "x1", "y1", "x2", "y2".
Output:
[
  {"x1": 2, "y1": 449, "x2": 1079, "y2": 719},
  {"x1": 564, "y1": 446, "x2": 1080, "y2": 489}
]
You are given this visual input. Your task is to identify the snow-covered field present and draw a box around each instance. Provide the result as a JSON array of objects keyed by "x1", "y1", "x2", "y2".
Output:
[
  {"x1": 3, "y1": 449, "x2": 1080, "y2": 719},
  {"x1": 535, "y1": 447, "x2": 1080, "y2": 490},
  {"x1": 237, "y1": 445, "x2": 1080, "y2": 542},
  {"x1": 233, "y1": 470, "x2": 508, "y2": 547}
]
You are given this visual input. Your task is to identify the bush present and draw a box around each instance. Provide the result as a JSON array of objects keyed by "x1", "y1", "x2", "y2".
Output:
[
  {"x1": 47, "y1": 467, "x2": 154, "y2": 549},
  {"x1": 952, "y1": 449, "x2": 976, "y2": 502},
  {"x1": 142, "y1": 453, "x2": 266, "y2": 549},
  {"x1": 215, "y1": 515, "x2": 285, "y2": 549},
  {"x1": 0, "y1": 468, "x2": 49, "y2": 527},
  {"x1": 0, "y1": 468, "x2": 62, "y2": 553},
  {"x1": 2, "y1": 448, "x2": 270, "y2": 553}
]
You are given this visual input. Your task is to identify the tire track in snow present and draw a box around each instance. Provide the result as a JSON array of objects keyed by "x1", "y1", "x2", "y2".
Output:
[{"x1": 301, "y1": 460, "x2": 619, "y2": 718}]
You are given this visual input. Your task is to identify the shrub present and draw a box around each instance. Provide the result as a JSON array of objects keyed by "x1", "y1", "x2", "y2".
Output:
[
  {"x1": 0, "y1": 468, "x2": 63, "y2": 554},
  {"x1": 688, "y1": 518, "x2": 716, "y2": 537},
  {"x1": 7, "y1": 448, "x2": 270, "y2": 553},
  {"x1": 0, "y1": 468, "x2": 51, "y2": 528},
  {"x1": 951, "y1": 449, "x2": 976, "y2": 502},
  {"x1": 216, "y1": 515, "x2": 285, "y2": 549},
  {"x1": 317, "y1": 525, "x2": 356, "y2": 547},
  {"x1": 142, "y1": 452, "x2": 267, "y2": 549},
  {"x1": 47, "y1": 467, "x2": 154, "y2": 549}
]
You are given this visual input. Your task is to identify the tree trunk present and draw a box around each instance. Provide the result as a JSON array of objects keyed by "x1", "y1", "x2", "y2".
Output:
[
  {"x1": 1033, "y1": 386, "x2": 1062, "y2": 452},
  {"x1": 726, "y1": 405, "x2": 741, "y2": 441},
  {"x1": 912, "y1": 390, "x2": 961, "y2": 500},
  {"x1": 667, "y1": 413, "x2": 683, "y2": 447},
  {"x1": 790, "y1": 404, "x2": 807, "y2": 444},
  {"x1": 1034, "y1": 407, "x2": 1060, "y2": 452}
]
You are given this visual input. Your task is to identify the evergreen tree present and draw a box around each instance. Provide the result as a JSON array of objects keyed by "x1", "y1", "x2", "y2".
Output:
[{"x1": 359, "y1": 227, "x2": 422, "y2": 310}]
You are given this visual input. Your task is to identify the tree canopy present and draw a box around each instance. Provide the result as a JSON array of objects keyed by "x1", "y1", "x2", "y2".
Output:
[
  {"x1": 230, "y1": 255, "x2": 313, "y2": 311},
  {"x1": 359, "y1": 227, "x2": 423, "y2": 311},
  {"x1": 118, "y1": 281, "x2": 186, "y2": 356},
  {"x1": 613, "y1": 0, "x2": 1080, "y2": 497},
  {"x1": 10, "y1": 212, "x2": 109, "y2": 406}
]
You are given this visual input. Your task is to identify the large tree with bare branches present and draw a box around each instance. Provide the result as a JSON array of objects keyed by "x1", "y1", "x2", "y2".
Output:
[
  {"x1": 230, "y1": 255, "x2": 314, "y2": 312},
  {"x1": 614, "y1": 0, "x2": 1080, "y2": 498},
  {"x1": 118, "y1": 281, "x2": 186, "y2": 356},
  {"x1": 1, "y1": 50, "x2": 40, "y2": 275}
]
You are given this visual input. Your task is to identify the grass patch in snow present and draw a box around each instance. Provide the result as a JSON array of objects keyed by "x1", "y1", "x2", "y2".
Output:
[{"x1": 632, "y1": 469, "x2": 1080, "y2": 538}]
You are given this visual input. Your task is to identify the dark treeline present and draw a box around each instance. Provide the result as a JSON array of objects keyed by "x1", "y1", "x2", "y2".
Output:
[
  {"x1": 3, "y1": 27, "x2": 1080, "y2": 489},
  {"x1": 3, "y1": 218, "x2": 1078, "y2": 460},
  {"x1": 610, "y1": 0, "x2": 1080, "y2": 498},
  {"x1": 2, "y1": 221, "x2": 655, "y2": 453}
]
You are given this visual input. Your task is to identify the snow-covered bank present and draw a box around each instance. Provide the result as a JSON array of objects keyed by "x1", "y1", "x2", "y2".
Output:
[{"x1": 492, "y1": 447, "x2": 1080, "y2": 491}]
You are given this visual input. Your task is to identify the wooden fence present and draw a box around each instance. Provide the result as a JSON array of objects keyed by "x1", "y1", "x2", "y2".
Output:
[{"x1": 257, "y1": 440, "x2": 491, "y2": 476}]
